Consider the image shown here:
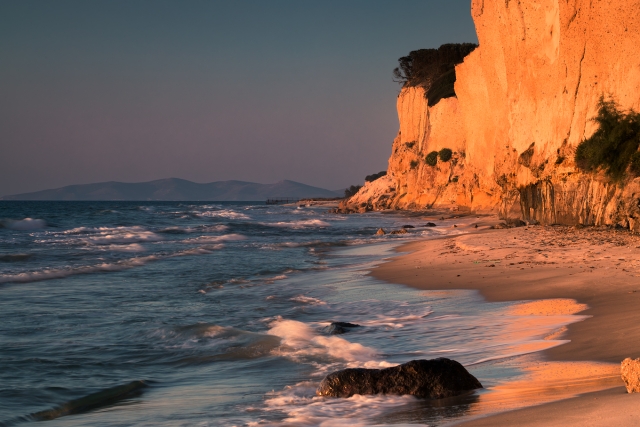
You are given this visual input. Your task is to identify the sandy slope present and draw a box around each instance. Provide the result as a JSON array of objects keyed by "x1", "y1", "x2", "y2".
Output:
[{"x1": 372, "y1": 220, "x2": 640, "y2": 426}]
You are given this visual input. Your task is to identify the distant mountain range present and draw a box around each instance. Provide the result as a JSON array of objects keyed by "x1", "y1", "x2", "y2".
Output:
[{"x1": 0, "y1": 179, "x2": 344, "y2": 201}]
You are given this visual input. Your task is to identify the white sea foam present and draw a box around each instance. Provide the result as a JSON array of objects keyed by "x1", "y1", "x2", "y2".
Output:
[
  {"x1": 99, "y1": 243, "x2": 147, "y2": 252},
  {"x1": 261, "y1": 219, "x2": 331, "y2": 229},
  {"x1": 257, "y1": 382, "x2": 421, "y2": 427},
  {"x1": 58, "y1": 226, "x2": 163, "y2": 246},
  {"x1": 267, "y1": 318, "x2": 390, "y2": 370},
  {"x1": 159, "y1": 225, "x2": 229, "y2": 234},
  {"x1": 2, "y1": 218, "x2": 47, "y2": 230},
  {"x1": 197, "y1": 210, "x2": 251, "y2": 220},
  {"x1": 181, "y1": 234, "x2": 247, "y2": 244},
  {"x1": 290, "y1": 295, "x2": 326, "y2": 305}
]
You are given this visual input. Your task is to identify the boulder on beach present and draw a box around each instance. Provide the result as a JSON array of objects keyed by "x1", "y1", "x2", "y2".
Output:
[
  {"x1": 323, "y1": 322, "x2": 361, "y2": 335},
  {"x1": 621, "y1": 358, "x2": 640, "y2": 393},
  {"x1": 390, "y1": 228, "x2": 408, "y2": 235},
  {"x1": 316, "y1": 358, "x2": 482, "y2": 399},
  {"x1": 423, "y1": 222, "x2": 437, "y2": 227},
  {"x1": 375, "y1": 228, "x2": 386, "y2": 235}
]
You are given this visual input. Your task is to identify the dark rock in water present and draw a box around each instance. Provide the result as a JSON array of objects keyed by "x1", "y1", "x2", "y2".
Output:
[
  {"x1": 423, "y1": 222, "x2": 437, "y2": 227},
  {"x1": 316, "y1": 358, "x2": 482, "y2": 399},
  {"x1": 401, "y1": 225, "x2": 415, "y2": 229},
  {"x1": 324, "y1": 322, "x2": 361, "y2": 335},
  {"x1": 390, "y1": 228, "x2": 408, "y2": 235},
  {"x1": 31, "y1": 380, "x2": 148, "y2": 421}
]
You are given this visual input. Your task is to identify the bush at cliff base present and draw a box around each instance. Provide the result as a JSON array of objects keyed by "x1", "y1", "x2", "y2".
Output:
[
  {"x1": 575, "y1": 97, "x2": 640, "y2": 181},
  {"x1": 425, "y1": 151, "x2": 438, "y2": 166},
  {"x1": 438, "y1": 148, "x2": 453, "y2": 162}
]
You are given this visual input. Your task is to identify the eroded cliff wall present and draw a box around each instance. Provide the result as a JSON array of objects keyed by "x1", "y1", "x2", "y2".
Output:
[{"x1": 342, "y1": 0, "x2": 640, "y2": 229}]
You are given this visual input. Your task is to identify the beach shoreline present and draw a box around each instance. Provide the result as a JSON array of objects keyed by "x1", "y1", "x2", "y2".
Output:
[{"x1": 371, "y1": 220, "x2": 640, "y2": 426}]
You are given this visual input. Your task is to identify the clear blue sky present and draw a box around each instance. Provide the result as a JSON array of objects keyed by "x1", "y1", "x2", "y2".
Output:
[{"x1": 0, "y1": 0, "x2": 477, "y2": 196}]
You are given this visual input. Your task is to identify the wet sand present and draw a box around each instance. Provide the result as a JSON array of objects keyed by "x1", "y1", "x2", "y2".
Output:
[{"x1": 372, "y1": 220, "x2": 640, "y2": 426}]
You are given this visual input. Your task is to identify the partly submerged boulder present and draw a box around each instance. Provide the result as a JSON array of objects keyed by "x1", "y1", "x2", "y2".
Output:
[
  {"x1": 390, "y1": 228, "x2": 408, "y2": 235},
  {"x1": 375, "y1": 228, "x2": 386, "y2": 235},
  {"x1": 316, "y1": 358, "x2": 482, "y2": 399},
  {"x1": 323, "y1": 322, "x2": 361, "y2": 335},
  {"x1": 621, "y1": 358, "x2": 640, "y2": 393}
]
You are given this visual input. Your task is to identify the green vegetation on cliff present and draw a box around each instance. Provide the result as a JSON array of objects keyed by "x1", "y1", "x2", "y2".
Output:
[
  {"x1": 575, "y1": 97, "x2": 640, "y2": 180},
  {"x1": 425, "y1": 151, "x2": 438, "y2": 166},
  {"x1": 393, "y1": 44, "x2": 478, "y2": 106}
]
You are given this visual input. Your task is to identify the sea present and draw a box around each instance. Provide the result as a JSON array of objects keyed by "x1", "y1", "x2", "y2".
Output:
[{"x1": 0, "y1": 201, "x2": 601, "y2": 426}]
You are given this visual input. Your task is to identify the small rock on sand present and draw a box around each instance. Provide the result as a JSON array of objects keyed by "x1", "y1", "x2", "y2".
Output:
[
  {"x1": 621, "y1": 358, "x2": 640, "y2": 393},
  {"x1": 316, "y1": 358, "x2": 482, "y2": 399}
]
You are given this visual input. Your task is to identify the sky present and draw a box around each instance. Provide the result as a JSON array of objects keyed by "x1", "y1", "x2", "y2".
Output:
[{"x1": 0, "y1": 0, "x2": 477, "y2": 196}]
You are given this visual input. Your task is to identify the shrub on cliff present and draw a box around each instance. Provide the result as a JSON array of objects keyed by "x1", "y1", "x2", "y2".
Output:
[
  {"x1": 438, "y1": 148, "x2": 453, "y2": 162},
  {"x1": 410, "y1": 160, "x2": 419, "y2": 170},
  {"x1": 425, "y1": 151, "x2": 438, "y2": 166},
  {"x1": 344, "y1": 185, "x2": 362, "y2": 198},
  {"x1": 365, "y1": 171, "x2": 387, "y2": 182},
  {"x1": 393, "y1": 44, "x2": 478, "y2": 106},
  {"x1": 575, "y1": 97, "x2": 640, "y2": 181}
]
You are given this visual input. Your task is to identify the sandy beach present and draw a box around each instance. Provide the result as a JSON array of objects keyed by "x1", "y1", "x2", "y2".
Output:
[{"x1": 372, "y1": 219, "x2": 640, "y2": 426}]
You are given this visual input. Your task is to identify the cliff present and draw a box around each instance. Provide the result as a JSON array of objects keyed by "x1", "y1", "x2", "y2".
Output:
[{"x1": 341, "y1": 0, "x2": 640, "y2": 229}]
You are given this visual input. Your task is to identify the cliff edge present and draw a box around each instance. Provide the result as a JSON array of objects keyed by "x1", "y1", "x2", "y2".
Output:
[{"x1": 340, "y1": 0, "x2": 640, "y2": 229}]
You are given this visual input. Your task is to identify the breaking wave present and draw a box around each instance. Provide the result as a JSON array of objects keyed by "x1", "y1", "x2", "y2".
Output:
[
  {"x1": 0, "y1": 244, "x2": 224, "y2": 284},
  {"x1": 260, "y1": 219, "x2": 331, "y2": 229}
]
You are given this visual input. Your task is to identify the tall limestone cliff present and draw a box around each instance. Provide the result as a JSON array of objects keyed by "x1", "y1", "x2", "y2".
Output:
[{"x1": 341, "y1": 0, "x2": 640, "y2": 229}]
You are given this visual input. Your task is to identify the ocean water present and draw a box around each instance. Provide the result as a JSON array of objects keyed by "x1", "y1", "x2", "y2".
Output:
[{"x1": 0, "y1": 201, "x2": 594, "y2": 426}]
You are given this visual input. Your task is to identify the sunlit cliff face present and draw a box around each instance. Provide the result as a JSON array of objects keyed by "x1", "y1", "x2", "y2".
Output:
[{"x1": 342, "y1": 0, "x2": 640, "y2": 229}]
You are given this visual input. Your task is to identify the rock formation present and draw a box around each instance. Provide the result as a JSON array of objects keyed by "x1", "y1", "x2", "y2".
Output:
[
  {"x1": 316, "y1": 358, "x2": 482, "y2": 399},
  {"x1": 340, "y1": 0, "x2": 640, "y2": 229},
  {"x1": 323, "y1": 322, "x2": 361, "y2": 335},
  {"x1": 621, "y1": 358, "x2": 640, "y2": 393}
]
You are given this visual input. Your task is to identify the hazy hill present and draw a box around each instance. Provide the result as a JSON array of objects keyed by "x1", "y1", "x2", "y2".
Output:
[{"x1": 0, "y1": 179, "x2": 343, "y2": 201}]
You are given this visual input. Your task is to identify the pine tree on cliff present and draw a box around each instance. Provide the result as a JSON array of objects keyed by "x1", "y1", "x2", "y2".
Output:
[{"x1": 393, "y1": 43, "x2": 477, "y2": 106}]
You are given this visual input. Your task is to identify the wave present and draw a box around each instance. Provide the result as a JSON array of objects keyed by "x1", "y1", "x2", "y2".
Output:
[
  {"x1": 57, "y1": 226, "x2": 163, "y2": 246},
  {"x1": 0, "y1": 245, "x2": 224, "y2": 284},
  {"x1": 260, "y1": 219, "x2": 331, "y2": 229},
  {"x1": 0, "y1": 218, "x2": 47, "y2": 231},
  {"x1": 160, "y1": 324, "x2": 281, "y2": 362},
  {"x1": 158, "y1": 225, "x2": 228, "y2": 234},
  {"x1": 290, "y1": 295, "x2": 326, "y2": 305},
  {"x1": 260, "y1": 382, "x2": 420, "y2": 427},
  {"x1": 267, "y1": 318, "x2": 391, "y2": 370},
  {"x1": 98, "y1": 244, "x2": 146, "y2": 252},
  {"x1": 197, "y1": 210, "x2": 251, "y2": 220},
  {"x1": 181, "y1": 234, "x2": 247, "y2": 244}
]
